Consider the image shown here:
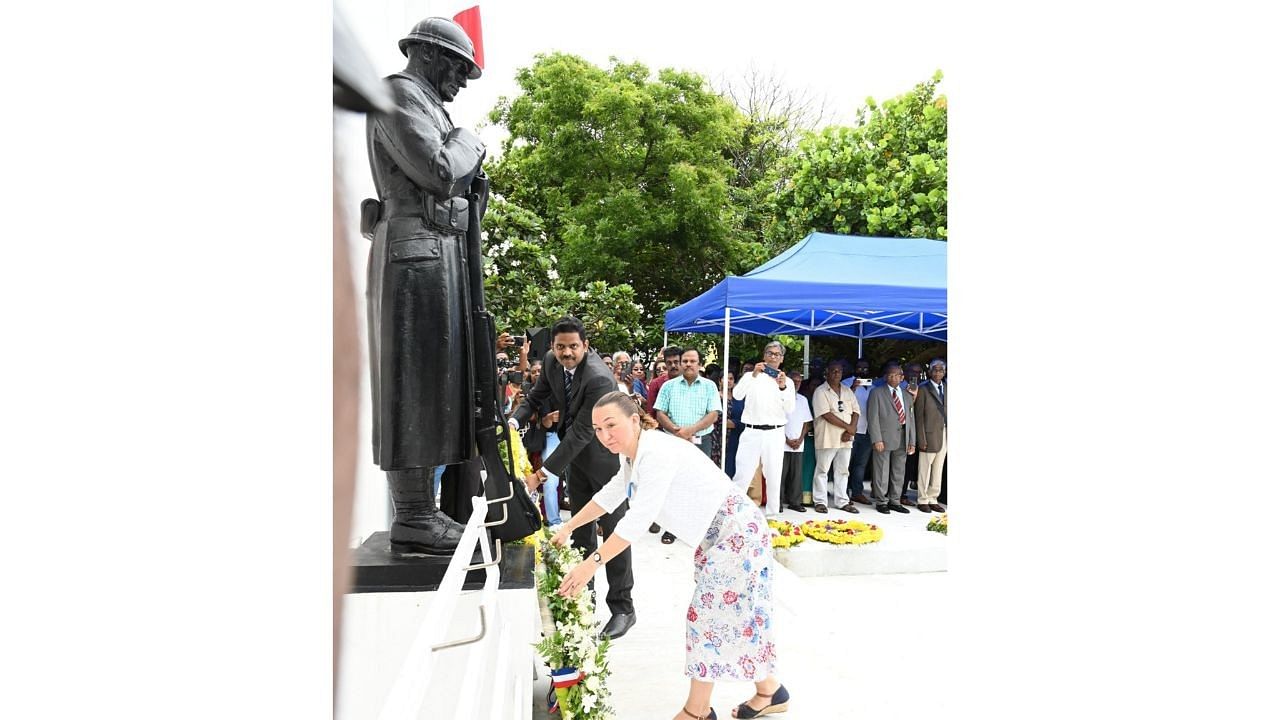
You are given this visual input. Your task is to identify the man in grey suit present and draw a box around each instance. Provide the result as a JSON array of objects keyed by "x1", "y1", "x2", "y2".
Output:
[
  {"x1": 510, "y1": 315, "x2": 636, "y2": 640},
  {"x1": 866, "y1": 362, "x2": 916, "y2": 514}
]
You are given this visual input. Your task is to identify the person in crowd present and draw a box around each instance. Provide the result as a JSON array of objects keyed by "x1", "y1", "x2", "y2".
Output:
[
  {"x1": 811, "y1": 361, "x2": 859, "y2": 514},
  {"x1": 647, "y1": 345, "x2": 684, "y2": 414},
  {"x1": 512, "y1": 316, "x2": 636, "y2": 640},
  {"x1": 654, "y1": 348, "x2": 723, "y2": 458},
  {"x1": 898, "y1": 361, "x2": 925, "y2": 506},
  {"x1": 630, "y1": 360, "x2": 649, "y2": 399},
  {"x1": 913, "y1": 358, "x2": 947, "y2": 513},
  {"x1": 522, "y1": 358, "x2": 542, "y2": 392},
  {"x1": 612, "y1": 351, "x2": 634, "y2": 394},
  {"x1": 723, "y1": 370, "x2": 745, "y2": 480},
  {"x1": 554, "y1": 391, "x2": 791, "y2": 720},
  {"x1": 779, "y1": 370, "x2": 811, "y2": 513},
  {"x1": 653, "y1": 348, "x2": 722, "y2": 543},
  {"x1": 841, "y1": 358, "x2": 875, "y2": 505},
  {"x1": 866, "y1": 362, "x2": 915, "y2": 514},
  {"x1": 731, "y1": 341, "x2": 796, "y2": 518}
]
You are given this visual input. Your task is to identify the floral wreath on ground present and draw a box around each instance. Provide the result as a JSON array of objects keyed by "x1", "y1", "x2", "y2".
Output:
[
  {"x1": 800, "y1": 518, "x2": 884, "y2": 545},
  {"x1": 533, "y1": 527, "x2": 615, "y2": 719},
  {"x1": 927, "y1": 513, "x2": 947, "y2": 535},
  {"x1": 767, "y1": 519, "x2": 806, "y2": 549}
]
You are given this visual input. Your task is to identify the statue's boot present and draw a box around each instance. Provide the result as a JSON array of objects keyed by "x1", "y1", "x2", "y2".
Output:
[{"x1": 388, "y1": 467, "x2": 465, "y2": 556}]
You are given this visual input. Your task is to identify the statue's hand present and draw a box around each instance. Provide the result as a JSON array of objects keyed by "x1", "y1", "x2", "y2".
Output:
[{"x1": 470, "y1": 170, "x2": 490, "y2": 219}]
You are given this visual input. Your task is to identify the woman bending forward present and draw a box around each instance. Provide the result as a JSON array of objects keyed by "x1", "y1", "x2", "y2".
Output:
[{"x1": 553, "y1": 391, "x2": 792, "y2": 720}]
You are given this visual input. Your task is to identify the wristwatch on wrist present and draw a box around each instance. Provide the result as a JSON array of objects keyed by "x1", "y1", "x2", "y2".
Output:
[{"x1": 591, "y1": 551, "x2": 603, "y2": 565}]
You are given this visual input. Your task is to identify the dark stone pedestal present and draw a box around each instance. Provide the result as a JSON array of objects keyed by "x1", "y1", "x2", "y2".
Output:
[{"x1": 348, "y1": 532, "x2": 535, "y2": 594}]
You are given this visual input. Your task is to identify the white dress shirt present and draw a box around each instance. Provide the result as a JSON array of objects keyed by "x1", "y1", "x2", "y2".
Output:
[
  {"x1": 841, "y1": 378, "x2": 872, "y2": 434},
  {"x1": 782, "y1": 394, "x2": 812, "y2": 453},
  {"x1": 593, "y1": 429, "x2": 746, "y2": 546},
  {"x1": 731, "y1": 370, "x2": 796, "y2": 426}
]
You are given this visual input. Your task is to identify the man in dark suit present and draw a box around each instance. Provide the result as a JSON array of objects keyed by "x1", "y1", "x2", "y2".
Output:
[
  {"x1": 510, "y1": 315, "x2": 636, "y2": 639},
  {"x1": 866, "y1": 363, "x2": 916, "y2": 514}
]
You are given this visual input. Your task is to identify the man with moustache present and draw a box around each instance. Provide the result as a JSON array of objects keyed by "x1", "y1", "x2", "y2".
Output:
[{"x1": 510, "y1": 315, "x2": 636, "y2": 640}]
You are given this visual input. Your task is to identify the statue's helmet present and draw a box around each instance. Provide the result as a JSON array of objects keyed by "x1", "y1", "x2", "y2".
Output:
[{"x1": 398, "y1": 17, "x2": 482, "y2": 80}]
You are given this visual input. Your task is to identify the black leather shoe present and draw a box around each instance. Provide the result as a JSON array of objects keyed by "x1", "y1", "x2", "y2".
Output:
[
  {"x1": 917, "y1": 504, "x2": 932, "y2": 513},
  {"x1": 876, "y1": 504, "x2": 890, "y2": 514},
  {"x1": 599, "y1": 612, "x2": 636, "y2": 640},
  {"x1": 649, "y1": 523, "x2": 661, "y2": 533},
  {"x1": 661, "y1": 531, "x2": 676, "y2": 544},
  {"x1": 786, "y1": 503, "x2": 806, "y2": 513},
  {"x1": 888, "y1": 503, "x2": 909, "y2": 513}
]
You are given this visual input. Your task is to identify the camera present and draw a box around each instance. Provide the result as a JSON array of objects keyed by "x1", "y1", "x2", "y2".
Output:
[
  {"x1": 512, "y1": 336, "x2": 525, "y2": 348},
  {"x1": 504, "y1": 370, "x2": 523, "y2": 385}
]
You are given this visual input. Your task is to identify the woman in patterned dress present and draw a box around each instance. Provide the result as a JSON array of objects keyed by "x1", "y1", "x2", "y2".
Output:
[{"x1": 553, "y1": 391, "x2": 792, "y2": 720}]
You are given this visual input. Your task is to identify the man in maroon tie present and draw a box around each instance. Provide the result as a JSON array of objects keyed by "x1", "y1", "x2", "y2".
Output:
[{"x1": 866, "y1": 363, "x2": 917, "y2": 514}]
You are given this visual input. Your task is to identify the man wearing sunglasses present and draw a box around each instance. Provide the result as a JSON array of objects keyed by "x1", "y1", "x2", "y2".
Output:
[{"x1": 811, "y1": 362, "x2": 860, "y2": 514}]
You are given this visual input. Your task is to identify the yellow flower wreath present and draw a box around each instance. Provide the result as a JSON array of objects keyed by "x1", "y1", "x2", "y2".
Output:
[
  {"x1": 767, "y1": 519, "x2": 806, "y2": 549},
  {"x1": 800, "y1": 518, "x2": 884, "y2": 545}
]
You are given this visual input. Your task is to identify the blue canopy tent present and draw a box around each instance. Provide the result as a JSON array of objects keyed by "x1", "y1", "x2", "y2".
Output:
[
  {"x1": 663, "y1": 232, "x2": 947, "y2": 468},
  {"x1": 664, "y1": 232, "x2": 947, "y2": 344}
]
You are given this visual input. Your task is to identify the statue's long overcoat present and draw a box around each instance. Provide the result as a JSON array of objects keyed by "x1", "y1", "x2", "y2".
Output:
[{"x1": 365, "y1": 72, "x2": 485, "y2": 470}]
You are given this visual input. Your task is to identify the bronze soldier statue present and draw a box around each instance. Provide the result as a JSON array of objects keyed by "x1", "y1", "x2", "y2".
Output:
[{"x1": 363, "y1": 17, "x2": 489, "y2": 556}]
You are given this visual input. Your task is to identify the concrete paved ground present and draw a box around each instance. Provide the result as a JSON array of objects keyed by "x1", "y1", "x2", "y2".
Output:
[{"x1": 533, "y1": 521, "x2": 948, "y2": 719}]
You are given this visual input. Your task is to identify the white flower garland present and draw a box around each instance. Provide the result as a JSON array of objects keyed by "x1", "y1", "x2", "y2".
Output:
[{"x1": 533, "y1": 527, "x2": 615, "y2": 719}]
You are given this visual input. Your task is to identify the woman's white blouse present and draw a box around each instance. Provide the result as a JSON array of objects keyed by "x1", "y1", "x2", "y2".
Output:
[{"x1": 593, "y1": 429, "x2": 745, "y2": 546}]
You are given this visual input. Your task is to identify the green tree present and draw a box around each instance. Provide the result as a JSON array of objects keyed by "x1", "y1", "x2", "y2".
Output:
[
  {"x1": 488, "y1": 53, "x2": 757, "y2": 338},
  {"x1": 482, "y1": 195, "x2": 644, "y2": 353},
  {"x1": 773, "y1": 71, "x2": 947, "y2": 241}
]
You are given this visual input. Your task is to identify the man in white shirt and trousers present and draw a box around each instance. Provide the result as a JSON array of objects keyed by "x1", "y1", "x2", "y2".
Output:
[{"x1": 731, "y1": 340, "x2": 796, "y2": 518}]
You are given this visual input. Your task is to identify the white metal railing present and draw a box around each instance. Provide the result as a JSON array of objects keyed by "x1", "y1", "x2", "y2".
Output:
[{"x1": 374, "y1": 493, "x2": 503, "y2": 720}]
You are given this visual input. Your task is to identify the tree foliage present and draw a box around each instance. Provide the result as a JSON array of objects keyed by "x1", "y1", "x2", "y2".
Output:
[
  {"x1": 773, "y1": 71, "x2": 947, "y2": 241},
  {"x1": 488, "y1": 53, "x2": 756, "y2": 336},
  {"x1": 482, "y1": 195, "x2": 643, "y2": 353}
]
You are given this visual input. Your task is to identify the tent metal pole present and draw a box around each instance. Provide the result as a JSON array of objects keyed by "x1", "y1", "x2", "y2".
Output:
[
  {"x1": 722, "y1": 307, "x2": 730, "y2": 473},
  {"x1": 803, "y1": 336, "x2": 810, "y2": 376},
  {"x1": 858, "y1": 324, "x2": 864, "y2": 359},
  {"x1": 663, "y1": 331, "x2": 668, "y2": 350}
]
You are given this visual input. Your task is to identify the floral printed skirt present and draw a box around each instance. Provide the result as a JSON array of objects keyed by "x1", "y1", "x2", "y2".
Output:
[{"x1": 685, "y1": 492, "x2": 777, "y2": 682}]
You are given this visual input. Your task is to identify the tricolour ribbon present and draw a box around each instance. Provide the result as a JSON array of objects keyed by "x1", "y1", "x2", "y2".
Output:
[{"x1": 551, "y1": 666, "x2": 584, "y2": 688}]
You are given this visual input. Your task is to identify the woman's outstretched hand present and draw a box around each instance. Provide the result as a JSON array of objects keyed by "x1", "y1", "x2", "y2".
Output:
[
  {"x1": 557, "y1": 560, "x2": 594, "y2": 598},
  {"x1": 551, "y1": 524, "x2": 573, "y2": 547}
]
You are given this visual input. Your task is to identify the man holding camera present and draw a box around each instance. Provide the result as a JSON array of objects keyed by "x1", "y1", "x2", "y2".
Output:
[{"x1": 731, "y1": 340, "x2": 796, "y2": 518}]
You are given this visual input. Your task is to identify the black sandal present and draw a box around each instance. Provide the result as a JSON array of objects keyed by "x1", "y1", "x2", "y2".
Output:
[
  {"x1": 661, "y1": 532, "x2": 676, "y2": 544},
  {"x1": 731, "y1": 684, "x2": 789, "y2": 718}
]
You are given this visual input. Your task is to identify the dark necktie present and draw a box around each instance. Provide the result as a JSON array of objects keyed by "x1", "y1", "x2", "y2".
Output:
[{"x1": 564, "y1": 370, "x2": 573, "y2": 402}]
